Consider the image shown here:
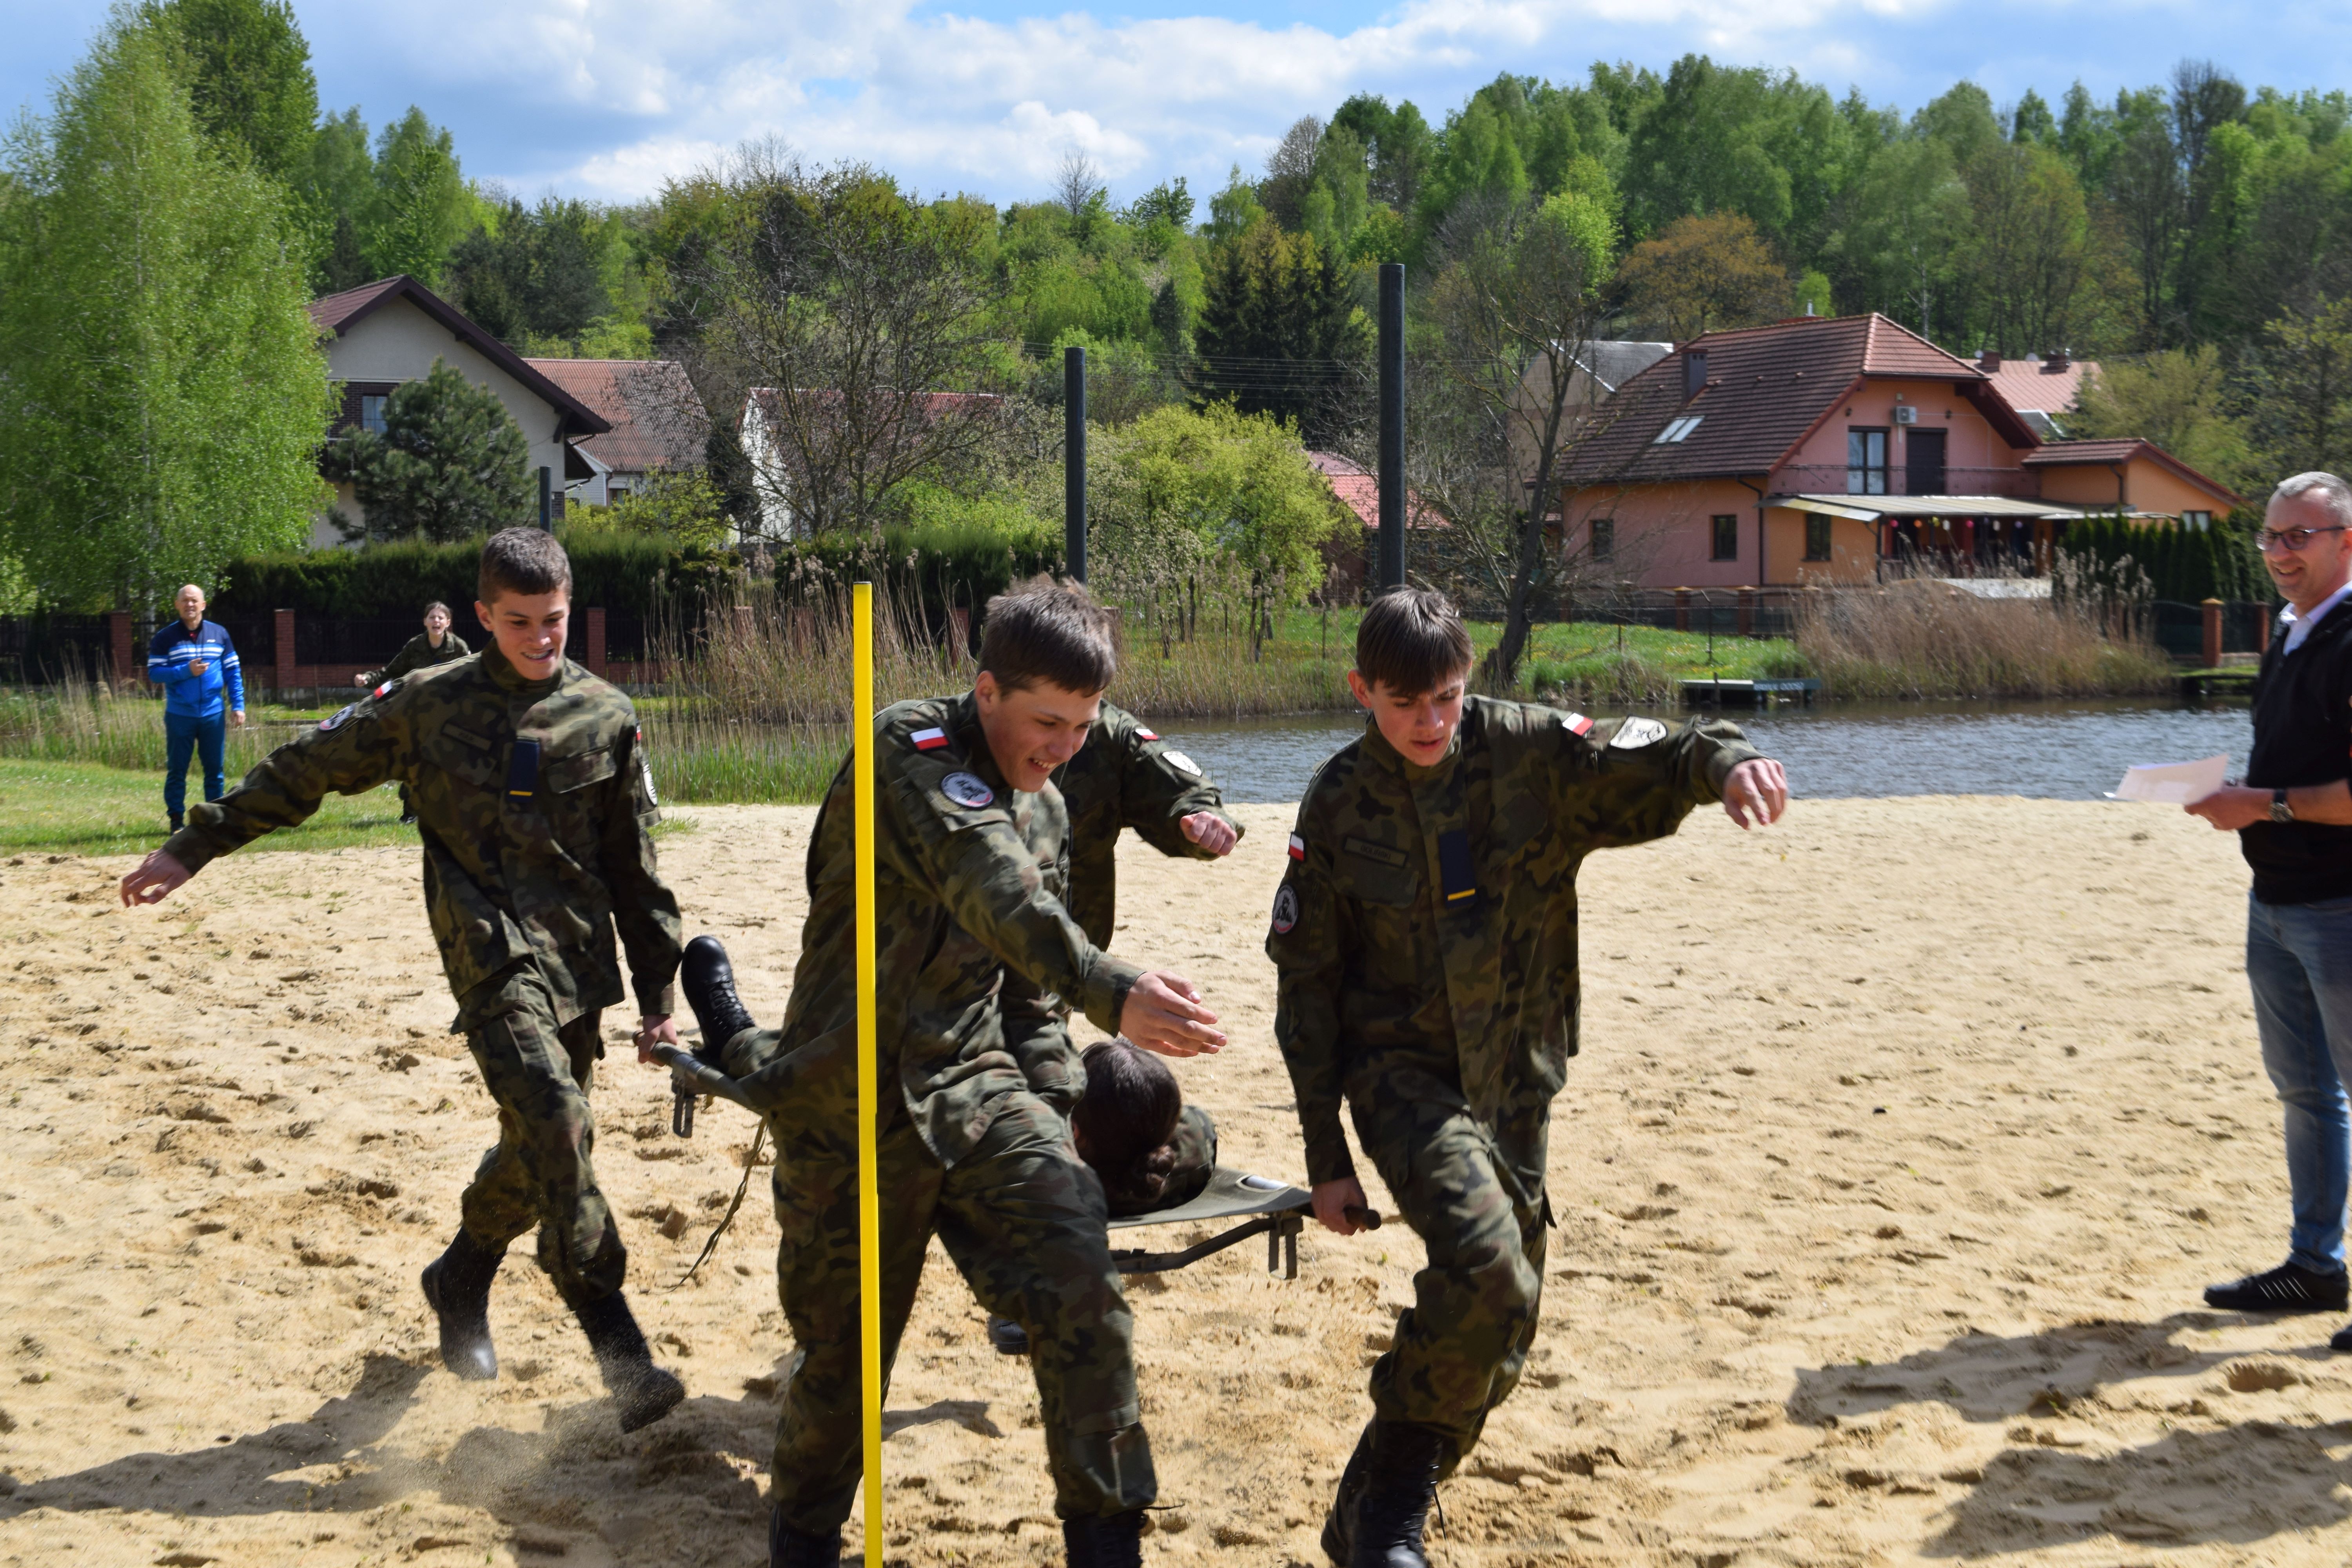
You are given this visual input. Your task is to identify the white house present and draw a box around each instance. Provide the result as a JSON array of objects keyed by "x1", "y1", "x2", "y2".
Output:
[{"x1": 307, "y1": 275, "x2": 612, "y2": 546}]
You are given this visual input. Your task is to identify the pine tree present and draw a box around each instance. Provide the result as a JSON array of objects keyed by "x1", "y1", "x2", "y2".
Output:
[{"x1": 332, "y1": 360, "x2": 533, "y2": 542}]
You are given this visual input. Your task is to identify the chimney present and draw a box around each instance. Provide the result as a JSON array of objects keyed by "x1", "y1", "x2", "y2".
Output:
[
  {"x1": 2047, "y1": 348, "x2": 2070, "y2": 371},
  {"x1": 1804, "y1": 299, "x2": 1815, "y2": 316},
  {"x1": 1684, "y1": 349, "x2": 1708, "y2": 403},
  {"x1": 1978, "y1": 348, "x2": 2002, "y2": 370}
]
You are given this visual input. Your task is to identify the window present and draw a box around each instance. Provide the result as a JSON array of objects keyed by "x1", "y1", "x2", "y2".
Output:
[
  {"x1": 1653, "y1": 415, "x2": 1703, "y2": 444},
  {"x1": 1804, "y1": 514, "x2": 1833, "y2": 561},
  {"x1": 2184, "y1": 509, "x2": 2213, "y2": 531},
  {"x1": 1847, "y1": 428, "x2": 1889, "y2": 494},
  {"x1": 1589, "y1": 518, "x2": 1614, "y2": 561},
  {"x1": 360, "y1": 394, "x2": 388, "y2": 435},
  {"x1": 1710, "y1": 514, "x2": 1739, "y2": 561}
]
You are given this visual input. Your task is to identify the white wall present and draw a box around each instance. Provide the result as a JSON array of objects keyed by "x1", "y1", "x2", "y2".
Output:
[{"x1": 316, "y1": 297, "x2": 574, "y2": 547}]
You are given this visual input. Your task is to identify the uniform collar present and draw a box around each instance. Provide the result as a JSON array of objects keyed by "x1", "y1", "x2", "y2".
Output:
[
  {"x1": 946, "y1": 690, "x2": 1013, "y2": 794},
  {"x1": 481, "y1": 641, "x2": 563, "y2": 698},
  {"x1": 1360, "y1": 710, "x2": 1463, "y2": 783}
]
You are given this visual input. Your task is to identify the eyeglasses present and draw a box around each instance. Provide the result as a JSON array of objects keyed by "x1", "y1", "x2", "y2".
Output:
[{"x1": 2256, "y1": 525, "x2": 2352, "y2": 553}]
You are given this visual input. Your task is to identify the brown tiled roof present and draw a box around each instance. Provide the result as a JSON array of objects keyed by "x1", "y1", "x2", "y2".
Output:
[
  {"x1": 1982, "y1": 355, "x2": 2094, "y2": 414},
  {"x1": 525, "y1": 359, "x2": 709, "y2": 474},
  {"x1": 1307, "y1": 451, "x2": 1442, "y2": 530},
  {"x1": 2022, "y1": 437, "x2": 2245, "y2": 508},
  {"x1": 1559, "y1": 313, "x2": 2037, "y2": 486},
  {"x1": 307, "y1": 275, "x2": 611, "y2": 436}
]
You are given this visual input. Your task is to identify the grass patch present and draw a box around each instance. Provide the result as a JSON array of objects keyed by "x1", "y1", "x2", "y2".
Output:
[{"x1": 0, "y1": 758, "x2": 419, "y2": 858}]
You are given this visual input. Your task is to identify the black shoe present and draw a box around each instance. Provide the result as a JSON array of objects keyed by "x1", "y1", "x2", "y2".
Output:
[
  {"x1": 1321, "y1": 1421, "x2": 1376, "y2": 1564},
  {"x1": 2204, "y1": 1260, "x2": 2349, "y2": 1314},
  {"x1": 399, "y1": 813, "x2": 418, "y2": 826},
  {"x1": 575, "y1": 1291, "x2": 686, "y2": 1434},
  {"x1": 420, "y1": 1231, "x2": 503, "y2": 1381},
  {"x1": 768, "y1": 1508, "x2": 842, "y2": 1568},
  {"x1": 1062, "y1": 1510, "x2": 1145, "y2": 1568},
  {"x1": 2332, "y1": 1322, "x2": 2352, "y2": 1354},
  {"x1": 168, "y1": 813, "x2": 183, "y2": 834},
  {"x1": 987, "y1": 1315, "x2": 1031, "y2": 1356},
  {"x1": 682, "y1": 935, "x2": 757, "y2": 1065},
  {"x1": 1347, "y1": 1421, "x2": 1449, "y2": 1568}
]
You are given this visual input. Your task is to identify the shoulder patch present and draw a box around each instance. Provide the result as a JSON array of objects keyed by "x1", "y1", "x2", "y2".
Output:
[
  {"x1": 372, "y1": 679, "x2": 396, "y2": 701},
  {"x1": 1270, "y1": 884, "x2": 1300, "y2": 935},
  {"x1": 939, "y1": 771, "x2": 995, "y2": 810},
  {"x1": 1561, "y1": 711, "x2": 1594, "y2": 737},
  {"x1": 1134, "y1": 727, "x2": 1159, "y2": 741},
  {"x1": 318, "y1": 703, "x2": 357, "y2": 733},
  {"x1": 1287, "y1": 832, "x2": 1306, "y2": 861},
  {"x1": 1610, "y1": 716, "x2": 1670, "y2": 750},
  {"x1": 1163, "y1": 749, "x2": 1201, "y2": 777},
  {"x1": 910, "y1": 726, "x2": 949, "y2": 752}
]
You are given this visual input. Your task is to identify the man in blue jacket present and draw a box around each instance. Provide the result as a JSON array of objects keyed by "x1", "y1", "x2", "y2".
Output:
[{"x1": 146, "y1": 583, "x2": 246, "y2": 832}]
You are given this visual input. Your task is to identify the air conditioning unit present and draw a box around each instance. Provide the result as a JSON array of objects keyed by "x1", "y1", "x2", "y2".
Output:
[{"x1": 1893, "y1": 405, "x2": 1918, "y2": 425}]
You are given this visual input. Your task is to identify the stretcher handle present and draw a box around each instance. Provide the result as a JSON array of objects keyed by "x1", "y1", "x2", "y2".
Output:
[{"x1": 1343, "y1": 1205, "x2": 1383, "y2": 1231}]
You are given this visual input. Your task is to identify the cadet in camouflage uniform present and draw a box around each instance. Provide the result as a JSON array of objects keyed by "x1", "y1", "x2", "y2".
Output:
[
  {"x1": 121, "y1": 530, "x2": 689, "y2": 1435},
  {"x1": 360, "y1": 602, "x2": 471, "y2": 824},
  {"x1": 1267, "y1": 588, "x2": 1787, "y2": 1568},
  {"x1": 682, "y1": 581, "x2": 1225, "y2": 1568}
]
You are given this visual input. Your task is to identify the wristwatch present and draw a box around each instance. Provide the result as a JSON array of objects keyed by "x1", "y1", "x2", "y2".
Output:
[{"x1": 2272, "y1": 789, "x2": 2296, "y2": 823}]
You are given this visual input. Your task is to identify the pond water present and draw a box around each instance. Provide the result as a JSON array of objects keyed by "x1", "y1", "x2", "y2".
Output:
[{"x1": 1154, "y1": 699, "x2": 2259, "y2": 804}]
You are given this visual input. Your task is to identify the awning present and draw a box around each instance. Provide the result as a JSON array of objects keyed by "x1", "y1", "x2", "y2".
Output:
[{"x1": 1773, "y1": 493, "x2": 2086, "y2": 521}]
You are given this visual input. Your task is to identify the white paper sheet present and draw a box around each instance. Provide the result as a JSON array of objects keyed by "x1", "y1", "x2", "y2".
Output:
[{"x1": 2107, "y1": 755, "x2": 2230, "y2": 804}]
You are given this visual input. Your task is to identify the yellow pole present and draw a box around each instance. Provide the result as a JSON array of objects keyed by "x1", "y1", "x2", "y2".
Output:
[{"x1": 853, "y1": 582, "x2": 883, "y2": 1566}]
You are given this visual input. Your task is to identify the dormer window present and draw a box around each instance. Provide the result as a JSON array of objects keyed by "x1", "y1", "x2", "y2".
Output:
[{"x1": 1654, "y1": 416, "x2": 1703, "y2": 444}]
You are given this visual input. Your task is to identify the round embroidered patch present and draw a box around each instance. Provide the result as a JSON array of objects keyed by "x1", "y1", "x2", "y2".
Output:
[
  {"x1": 1270, "y1": 884, "x2": 1299, "y2": 935},
  {"x1": 1609, "y1": 716, "x2": 1669, "y2": 750},
  {"x1": 318, "y1": 703, "x2": 356, "y2": 733},
  {"x1": 940, "y1": 771, "x2": 996, "y2": 810},
  {"x1": 1164, "y1": 750, "x2": 1201, "y2": 777},
  {"x1": 642, "y1": 759, "x2": 659, "y2": 806}
]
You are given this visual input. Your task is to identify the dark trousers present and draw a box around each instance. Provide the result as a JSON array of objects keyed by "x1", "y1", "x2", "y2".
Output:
[{"x1": 162, "y1": 709, "x2": 225, "y2": 819}]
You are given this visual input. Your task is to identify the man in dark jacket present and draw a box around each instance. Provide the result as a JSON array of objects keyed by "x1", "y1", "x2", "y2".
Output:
[{"x1": 2190, "y1": 472, "x2": 2352, "y2": 1349}]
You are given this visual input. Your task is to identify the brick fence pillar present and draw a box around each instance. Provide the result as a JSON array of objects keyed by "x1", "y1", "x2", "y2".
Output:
[
  {"x1": 1736, "y1": 586, "x2": 1756, "y2": 638},
  {"x1": 1674, "y1": 588, "x2": 1691, "y2": 632},
  {"x1": 2200, "y1": 598, "x2": 2223, "y2": 668},
  {"x1": 584, "y1": 606, "x2": 608, "y2": 677},
  {"x1": 106, "y1": 612, "x2": 134, "y2": 690},
  {"x1": 2258, "y1": 603, "x2": 2273, "y2": 655},
  {"x1": 274, "y1": 608, "x2": 296, "y2": 694}
]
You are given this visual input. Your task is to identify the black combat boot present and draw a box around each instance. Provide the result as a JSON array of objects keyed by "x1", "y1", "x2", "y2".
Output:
[
  {"x1": 1062, "y1": 1510, "x2": 1145, "y2": 1568},
  {"x1": 682, "y1": 935, "x2": 757, "y2": 1065},
  {"x1": 768, "y1": 1506, "x2": 842, "y2": 1568},
  {"x1": 419, "y1": 1231, "x2": 503, "y2": 1381},
  {"x1": 1320, "y1": 1420, "x2": 1376, "y2": 1564},
  {"x1": 575, "y1": 1291, "x2": 686, "y2": 1434},
  {"x1": 1346, "y1": 1421, "x2": 1448, "y2": 1568},
  {"x1": 987, "y1": 1314, "x2": 1031, "y2": 1356},
  {"x1": 168, "y1": 813, "x2": 183, "y2": 833}
]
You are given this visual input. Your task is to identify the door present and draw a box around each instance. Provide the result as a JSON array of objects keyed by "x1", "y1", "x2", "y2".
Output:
[{"x1": 1904, "y1": 428, "x2": 1947, "y2": 495}]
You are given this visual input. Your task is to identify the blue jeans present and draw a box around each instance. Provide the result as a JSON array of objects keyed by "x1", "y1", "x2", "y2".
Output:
[
  {"x1": 2247, "y1": 889, "x2": 2352, "y2": 1272},
  {"x1": 163, "y1": 709, "x2": 225, "y2": 820}
]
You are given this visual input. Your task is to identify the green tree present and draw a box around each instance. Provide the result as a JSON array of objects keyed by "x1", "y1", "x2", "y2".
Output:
[
  {"x1": 1960, "y1": 141, "x2": 2095, "y2": 355},
  {"x1": 1189, "y1": 218, "x2": 1366, "y2": 441},
  {"x1": 0, "y1": 14, "x2": 330, "y2": 611},
  {"x1": 307, "y1": 105, "x2": 375, "y2": 289},
  {"x1": 2073, "y1": 346, "x2": 2254, "y2": 487},
  {"x1": 367, "y1": 108, "x2": 470, "y2": 285},
  {"x1": 446, "y1": 193, "x2": 614, "y2": 344},
  {"x1": 332, "y1": 360, "x2": 534, "y2": 542},
  {"x1": 2244, "y1": 296, "x2": 2352, "y2": 478},
  {"x1": 1616, "y1": 210, "x2": 1789, "y2": 341},
  {"x1": 143, "y1": 0, "x2": 317, "y2": 181}
]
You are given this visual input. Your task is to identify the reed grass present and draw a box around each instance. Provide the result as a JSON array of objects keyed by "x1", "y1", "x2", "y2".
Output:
[{"x1": 1792, "y1": 579, "x2": 2176, "y2": 699}]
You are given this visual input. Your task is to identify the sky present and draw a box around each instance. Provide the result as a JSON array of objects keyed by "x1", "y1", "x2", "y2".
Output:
[{"x1": 4, "y1": 0, "x2": 2350, "y2": 208}]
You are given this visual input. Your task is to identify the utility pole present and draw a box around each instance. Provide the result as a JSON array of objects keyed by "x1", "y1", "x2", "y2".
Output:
[
  {"x1": 1377, "y1": 263, "x2": 1406, "y2": 592},
  {"x1": 1064, "y1": 345, "x2": 1087, "y2": 583}
]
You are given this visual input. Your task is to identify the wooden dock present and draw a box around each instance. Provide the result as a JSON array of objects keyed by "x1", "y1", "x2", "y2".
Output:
[
  {"x1": 2176, "y1": 668, "x2": 2258, "y2": 699},
  {"x1": 1680, "y1": 678, "x2": 1822, "y2": 708}
]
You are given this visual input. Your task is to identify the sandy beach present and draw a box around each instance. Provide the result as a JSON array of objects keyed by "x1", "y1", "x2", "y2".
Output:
[{"x1": 0, "y1": 794, "x2": 2344, "y2": 1567}]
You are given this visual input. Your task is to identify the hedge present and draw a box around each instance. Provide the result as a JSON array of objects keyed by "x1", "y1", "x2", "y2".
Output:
[
  {"x1": 211, "y1": 535, "x2": 737, "y2": 621},
  {"x1": 2058, "y1": 513, "x2": 2266, "y2": 603},
  {"x1": 774, "y1": 518, "x2": 1066, "y2": 637}
]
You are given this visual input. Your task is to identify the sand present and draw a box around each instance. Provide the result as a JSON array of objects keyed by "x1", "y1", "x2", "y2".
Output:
[{"x1": 0, "y1": 795, "x2": 2344, "y2": 1567}]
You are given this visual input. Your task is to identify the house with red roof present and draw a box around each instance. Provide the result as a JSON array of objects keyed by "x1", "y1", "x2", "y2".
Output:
[
  {"x1": 309, "y1": 275, "x2": 612, "y2": 544},
  {"x1": 1554, "y1": 313, "x2": 2242, "y2": 588},
  {"x1": 524, "y1": 358, "x2": 710, "y2": 506}
]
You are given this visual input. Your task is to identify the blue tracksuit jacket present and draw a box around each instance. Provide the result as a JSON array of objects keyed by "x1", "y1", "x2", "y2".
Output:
[{"x1": 147, "y1": 619, "x2": 245, "y2": 719}]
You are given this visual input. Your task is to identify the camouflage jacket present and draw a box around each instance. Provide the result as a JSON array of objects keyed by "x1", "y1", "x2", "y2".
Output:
[
  {"x1": 1266, "y1": 697, "x2": 1763, "y2": 1187},
  {"x1": 1051, "y1": 699, "x2": 1243, "y2": 948},
  {"x1": 378, "y1": 630, "x2": 470, "y2": 682},
  {"x1": 724, "y1": 691, "x2": 1145, "y2": 1169},
  {"x1": 164, "y1": 646, "x2": 682, "y2": 1027}
]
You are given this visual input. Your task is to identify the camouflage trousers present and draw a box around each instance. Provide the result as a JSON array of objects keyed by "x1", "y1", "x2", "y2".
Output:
[
  {"x1": 456, "y1": 968, "x2": 626, "y2": 1307},
  {"x1": 1350, "y1": 1070, "x2": 1548, "y2": 1467},
  {"x1": 768, "y1": 1091, "x2": 1156, "y2": 1532}
]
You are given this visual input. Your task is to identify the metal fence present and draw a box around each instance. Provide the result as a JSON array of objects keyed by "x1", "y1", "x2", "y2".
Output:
[
  {"x1": 212, "y1": 613, "x2": 275, "y2": 672},
  {"x1": 2150, "y1": 599, "x2": 2271, "y2": 661},
  {"x1": 0, "y1": 615, "x2": 111, "y2": 684},
  {"x1": 292, "y1": 616, "x2": 424, "y2": 669}
]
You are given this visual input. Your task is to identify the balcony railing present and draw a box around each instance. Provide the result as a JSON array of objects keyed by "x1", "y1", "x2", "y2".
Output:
[{"x1": 1769, "y1": 465, "x2": 2047, "y2": 501}]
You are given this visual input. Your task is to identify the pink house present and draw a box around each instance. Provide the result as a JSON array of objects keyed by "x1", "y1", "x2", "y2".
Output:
[{"x1": 1555, "y1": 314, "x2": 2242, "y2": 588}]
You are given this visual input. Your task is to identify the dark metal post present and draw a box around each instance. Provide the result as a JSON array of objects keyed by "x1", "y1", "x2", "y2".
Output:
[
  {"x1": 1377, "y1": 263, "x2": 1406, "y2": 592},
  {"x1": 1064, "y1": 346, "x2": 1087, "y2": 583},
  {"x1": 538, "y1": 466, "x2": 553, "y2": 531}
]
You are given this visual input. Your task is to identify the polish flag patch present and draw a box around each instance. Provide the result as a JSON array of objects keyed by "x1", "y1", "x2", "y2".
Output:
[
  {"x1": 1135, "y1": 728, "x2": 1159, "y2": 741},
  {"x1": 1561, "y1": 712, "x2": 1594, "y2": 737},
  {"x1": 911, "y1": 727, "x2": 949, "y2": 751},
  {"x1": 1288, "y1": 833, "x2": 1307, "y2": 861},
  {"x1": 372, "y1": 681, "x2": 394, "y2": 700}
]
